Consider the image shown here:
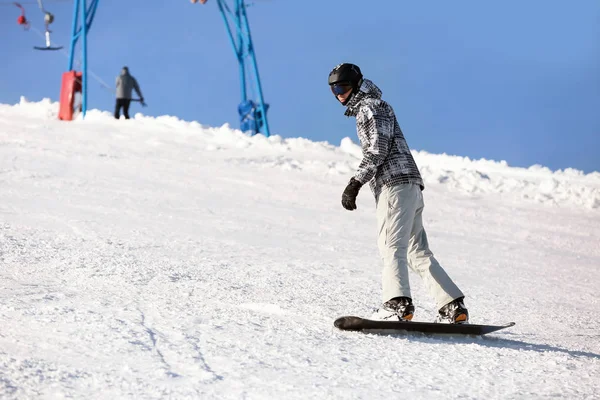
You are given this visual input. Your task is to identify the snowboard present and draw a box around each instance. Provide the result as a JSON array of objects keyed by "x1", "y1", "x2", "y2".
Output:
[{"x1": 334, "y1": 316, "x2": 515, "y2": 336}]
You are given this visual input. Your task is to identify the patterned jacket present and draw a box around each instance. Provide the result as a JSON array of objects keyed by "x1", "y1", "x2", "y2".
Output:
[{"x1": 344, "y1": 79, "x2": 424, "y2": 198}]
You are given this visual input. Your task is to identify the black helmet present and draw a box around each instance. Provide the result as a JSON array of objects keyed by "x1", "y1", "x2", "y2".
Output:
[
  {"x1": 328, "y1": 63, "x2": 362, "y2": 86},
  {"x1": 328, "y1": 63, "x2": 363, "y2": 105}
]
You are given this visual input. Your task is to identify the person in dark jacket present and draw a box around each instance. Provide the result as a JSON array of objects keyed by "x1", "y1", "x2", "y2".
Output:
[
  {"x1": 114, "y1": 66, "x2": 144, "y2": 119},
  {"x1": 328, "y1": 63, "x2": 469, "y2": 324}
]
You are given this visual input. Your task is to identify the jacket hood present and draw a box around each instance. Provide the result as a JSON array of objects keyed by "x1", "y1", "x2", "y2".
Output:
[{"x1": 344, "y1": 79, "x2": 382, "y2": 117}]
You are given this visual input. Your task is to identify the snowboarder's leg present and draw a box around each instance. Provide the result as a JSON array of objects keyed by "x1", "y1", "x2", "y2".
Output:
[
  {"x1": 114, "y1": 99, "x2": 122, "y2": 119},
  {"x1": 408, "y1": 189, "x2": 464, "y2": 309},
  {"x1": 123, "y1": 99, "x2": 132, "y2": 119},
  {"x1": 376, "y1": 184, "x2": 419, "y2": 303}
]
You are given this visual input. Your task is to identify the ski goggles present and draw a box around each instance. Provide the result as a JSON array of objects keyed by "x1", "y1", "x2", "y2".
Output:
[{"x1": 330, "y1": 82, "x2": 353, "y2": 96}]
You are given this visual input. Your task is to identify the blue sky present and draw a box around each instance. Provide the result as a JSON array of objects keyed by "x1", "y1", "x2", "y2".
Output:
[{"x1": 1, "y1": 0, "x2": 598, "y2": 172}]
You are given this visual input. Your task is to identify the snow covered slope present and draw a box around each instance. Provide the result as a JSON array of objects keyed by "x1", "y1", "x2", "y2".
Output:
[{"x1": 1, "y1": 99, "x2": 599, "y2": 399}]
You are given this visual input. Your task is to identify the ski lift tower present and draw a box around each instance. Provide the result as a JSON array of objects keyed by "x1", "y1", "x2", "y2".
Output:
[
  {"x1": 58, "y1": 0, "x2": 100, "y2": 120},
  {"x1": 194, "y1": 0, "x2": 271, "y2": 137}
]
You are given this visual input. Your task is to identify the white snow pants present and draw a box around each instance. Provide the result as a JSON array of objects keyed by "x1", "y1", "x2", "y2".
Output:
[{"x1": 376, "y1": 183, "x2": 464, "y2": 309}]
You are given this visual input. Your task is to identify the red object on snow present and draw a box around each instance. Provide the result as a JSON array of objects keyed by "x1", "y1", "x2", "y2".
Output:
[{"x1": 58, "y1": 71, "x2": 83, "y2": 121}]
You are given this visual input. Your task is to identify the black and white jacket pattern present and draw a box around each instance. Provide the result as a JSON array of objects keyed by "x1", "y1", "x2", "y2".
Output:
[{"x1": 344, "y1": 79, "x2": 424, "y2": 198}]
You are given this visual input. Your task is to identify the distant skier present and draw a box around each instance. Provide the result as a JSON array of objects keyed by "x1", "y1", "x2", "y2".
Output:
[
  {"x1": 328, "y1": 63, "x2": 469, "y2": 323},
  {"x1": 115, "y1": 66, "x2": 144, "y2": 120}
]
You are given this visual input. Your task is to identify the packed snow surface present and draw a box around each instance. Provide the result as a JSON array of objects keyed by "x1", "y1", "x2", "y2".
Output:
[{"x1": 1, "y1": 99, "x2": 599, "y2": 399}]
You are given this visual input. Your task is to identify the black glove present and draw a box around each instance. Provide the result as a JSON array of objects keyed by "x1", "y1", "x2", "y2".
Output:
[{"x1": 341, "y1": 178, "x2": 363, "y2": 211}]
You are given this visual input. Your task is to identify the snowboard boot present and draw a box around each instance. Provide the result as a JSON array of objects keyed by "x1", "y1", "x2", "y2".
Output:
[
  {"x1": 371, "y1": 296, "x2": 415, "y2": 321},
  {"x1": 436, "y1": 297, "x2": 469, "y2": 324}
]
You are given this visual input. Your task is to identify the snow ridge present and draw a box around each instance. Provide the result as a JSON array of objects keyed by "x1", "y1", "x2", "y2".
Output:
[{"x1": 2, "y1": 97, "x2": 598, "y2": 210}]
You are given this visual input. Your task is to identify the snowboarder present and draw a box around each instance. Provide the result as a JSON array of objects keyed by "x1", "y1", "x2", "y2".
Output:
[
  {"x1": 115, "y1": 66, "x2": 144, "y2": 120},
  {"x1": 328, "y1": 63, "x2": 469, "y2": 323}
]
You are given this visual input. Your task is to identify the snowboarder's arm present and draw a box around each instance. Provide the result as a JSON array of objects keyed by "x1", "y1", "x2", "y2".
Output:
[
  {"x1": 133, "y1": 79, "x2": 143, "y2": 100},
  {"x1": 354, "y1": 106, "x2": 393, "y2": 184}
]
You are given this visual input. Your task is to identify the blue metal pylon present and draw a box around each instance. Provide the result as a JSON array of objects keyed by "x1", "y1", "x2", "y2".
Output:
[
  {"x1": 214, "y1": 0, "x2": 271, "y2": 137},
  {"x1": 67, "y1": 0, "x2": 100, "y2": 118}
]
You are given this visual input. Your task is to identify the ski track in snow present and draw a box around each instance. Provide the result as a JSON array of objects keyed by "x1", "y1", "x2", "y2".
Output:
[{"x1": 0, "y1": 99, "x2": 599, "y2": 399}]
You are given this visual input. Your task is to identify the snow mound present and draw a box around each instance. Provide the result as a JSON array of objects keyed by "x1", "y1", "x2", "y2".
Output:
[{"x1": 3, "y1": 98, "x2": 598, "y2": 211}]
